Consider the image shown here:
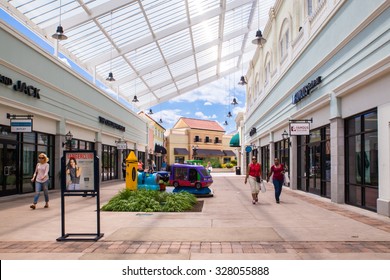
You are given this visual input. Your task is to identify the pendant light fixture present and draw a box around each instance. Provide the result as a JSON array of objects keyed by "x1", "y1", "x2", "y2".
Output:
[
  {"x1": 231, "y1": 98, "x2": 238, "y2": 105},
  {"x1": 252, "y1": 0, "x2": 266, "y2": 46},
  {"x1": 148, "y1": 108, "x2": 153, "y2": 115},
  {"x1": 227, "y1": 111, "x2": 232, "y2": 118},
  {"x1": 106, "y1": 11, "x2": 115, "y2": 82},
  {"x1": 223, "y1": 120, "x2": 228, "y2": 126},
  {"x1": 131, "y1": 49, "x2": 139, "y2": 102},
  {"x1": 238, "y1": 76, "x2": 247, "y2": 85},
  {"x1": 159, "y1": 118, "x2": 163, "y2": 124},
  {"x1": 52, "y1": 0, "x2": 68, "y2": 40}
]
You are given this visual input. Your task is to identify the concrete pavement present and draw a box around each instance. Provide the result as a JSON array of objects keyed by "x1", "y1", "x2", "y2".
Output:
[{"x1": 0, "y1": 172, "x2": 390, "y2": 260}]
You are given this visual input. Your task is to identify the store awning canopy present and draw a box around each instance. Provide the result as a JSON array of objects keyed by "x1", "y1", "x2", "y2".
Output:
[
  {"x1": 223, "y1": 150, "x2": 236, "y2": 157},
  {"x1": 196, "y1": 149, "x2": 225, "y2": 156},
  {"x1": 229, "y1": 133, "x2": 240, "y2": 147},
  {"x1": 174, "y1": 148, "x2": 189, "y2": 155},
  {"x1": 154, "y1": 144, "x2": 167, "y2": 154}
]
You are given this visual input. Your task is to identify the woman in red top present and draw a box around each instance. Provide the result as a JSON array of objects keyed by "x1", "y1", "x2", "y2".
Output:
[
  {"x1": 267, "y1": 158, "x2": 284, "y2": 204},
  {"x1": 244, "y1": 156, "x2": 262, "y2": 204}
]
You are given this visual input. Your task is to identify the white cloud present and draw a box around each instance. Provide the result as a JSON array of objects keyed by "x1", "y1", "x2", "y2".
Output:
[
  {"x1": 150, "y1": 109, "x2": 183, "y2": 127},
  {"x1": 204, "y1": 102, "x2": 212, "y2": 106},
  {"x1": 194, "y1": 112, "x2": 217, "y2": 120}
]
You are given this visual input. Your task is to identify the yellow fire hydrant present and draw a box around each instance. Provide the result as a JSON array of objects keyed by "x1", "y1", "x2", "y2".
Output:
[{"x1": 125, "y1": 151, "x2": 138, "y2": 190}]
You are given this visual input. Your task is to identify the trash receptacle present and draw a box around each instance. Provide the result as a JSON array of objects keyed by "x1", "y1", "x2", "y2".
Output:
[{"x1": 235, "y1": 166, "x2": 241, "y2": 175}]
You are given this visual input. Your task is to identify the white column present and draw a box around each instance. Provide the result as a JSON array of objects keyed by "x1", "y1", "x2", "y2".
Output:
[
  {"x1": 377, "y1": 103, "x2": 390, "y2": 217},
  {"x1": 330, "y1": 117, "x2": 345, "y2": 203},
  {"x1": 290, "y1": 136, "x2": 298, "y2": 190},
  {"x1": 95, "y1": 131, "x2": 102, "y2": 184}
]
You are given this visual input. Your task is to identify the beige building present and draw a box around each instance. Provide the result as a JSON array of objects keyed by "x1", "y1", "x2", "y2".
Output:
[
  {"x1": 138, "y1": 111, "x2": 166, "y2": 170},
  {"x1": 166, "y1": 117, "x2": 236, "y2": 166}
]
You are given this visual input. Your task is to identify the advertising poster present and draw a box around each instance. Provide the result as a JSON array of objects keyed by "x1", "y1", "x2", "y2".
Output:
[{"x1": 64, "y1": 151, "x2": 95, "y2": 191}]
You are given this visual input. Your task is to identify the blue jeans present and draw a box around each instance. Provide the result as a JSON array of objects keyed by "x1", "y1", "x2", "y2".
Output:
[
  {"x1": 33, "y1": 180, "x2": 49, "y2": 204},
  {"x1": 272, "y1": 179, "x2": 284, "y2": 202}
]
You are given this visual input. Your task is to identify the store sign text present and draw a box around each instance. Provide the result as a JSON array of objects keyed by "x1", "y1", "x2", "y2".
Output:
[
  {"x1": 292, "y1": 76, "x2": 322, "y2": 104},
  {"x1": 99, "y1": 116, "x2": 125, "y2": 132},
  {"x1": 1, "y1": 73, "x2": 41, "y2": 99}
]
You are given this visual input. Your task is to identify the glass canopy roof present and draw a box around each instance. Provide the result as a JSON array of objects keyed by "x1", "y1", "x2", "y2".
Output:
[{"x1": 4, "y1": 0, "x2": 275, "y2": 109}]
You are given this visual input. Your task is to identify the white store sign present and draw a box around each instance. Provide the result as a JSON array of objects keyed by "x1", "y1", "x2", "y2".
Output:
[
  {"x1": 289, "y1": 122, "x2": 310, "y2": 136},
  {"x1": 10, "y1": 118, "x2": 33, "y2": 132}
]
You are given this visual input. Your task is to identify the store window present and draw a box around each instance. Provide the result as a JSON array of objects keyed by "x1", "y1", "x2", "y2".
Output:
[
  {"x1": 345, "y1": 110, "x2": 378, "y2": 211},
  {"x1": 0, "y1": 126, "x2": 55, "y2": 196},
  {"x1": 261, "y1": 145, "x2": 270, "y2": 178},
  {"x1": 297, "y1": 125, "x2": 330, "y2": 197},
  {"x1": 274, "y1": 139, "x2": 289, "y2": 170},
  {"x1": 101, "y1": 144, "x2": 118, "y2": 181}
]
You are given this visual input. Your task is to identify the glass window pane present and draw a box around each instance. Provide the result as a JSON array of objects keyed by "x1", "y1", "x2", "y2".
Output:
[
  {"x1": 310, "y1": 129, "x2": 321, "y2": 142},
  {"x1": 347, "y1": 135, "x2": 361, "y2": 185},
  {"x1": 37, "y1": 133, "x2": 48, "y2": 145},
  {"x1": 348, "y1": 185, "x2": 362, "y2": 206},
  {"x1": 23, "y1": 132, "x2": 36, "y2": 143},
  {"x1": 347, "y1": 116, "x2": 361, "y2": 135},
  {"x1": 365, "y1": 187, "x2": 378, "y2": 210},
  {"x1": 364, "y1": 132, "x2": 378, "y2": 186},
  {"x1": 364, "y1": 111, "x2": 377, "y2": 132}
]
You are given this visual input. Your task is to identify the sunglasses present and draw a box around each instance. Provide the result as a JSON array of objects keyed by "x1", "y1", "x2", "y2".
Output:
[
  {"x1": 38, "y1": 157, "x2": 45, "y2": 159},
  {"x1": 252, "y1": 158, "x2": 257, "y2": 160}
]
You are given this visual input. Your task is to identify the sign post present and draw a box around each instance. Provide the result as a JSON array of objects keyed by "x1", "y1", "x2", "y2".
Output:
[{"x1": 57, "y1": 150, "x2": 103, "y2": 242}]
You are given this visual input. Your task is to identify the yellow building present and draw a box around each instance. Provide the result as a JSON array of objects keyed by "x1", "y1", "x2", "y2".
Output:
[{"x1": 165, "y1": 117, "x2": 236, "y2": 166}]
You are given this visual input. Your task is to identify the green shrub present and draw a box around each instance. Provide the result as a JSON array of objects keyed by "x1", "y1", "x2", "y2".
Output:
[
  {"x1": 102, "y1": 189, "x2": 197, "y2": 212},
  {"x1": 225, "y1": 163, "x2": 234, "y2": 168}
]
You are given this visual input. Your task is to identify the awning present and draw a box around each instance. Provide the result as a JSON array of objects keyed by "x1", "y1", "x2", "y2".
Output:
[
  {"x1": 229, "y1": 132, "x2": 240, "y2": 147},
  {"x1": 196, "y1": 149, "x2": 225, "y2": 156},
  {"x1": 174, "y1": 148, "x2": 189, "y2": 155},
  {"x1": 154, "y1": 144, "x2": 167, "y2": 154},
  {"x1": 223, "y1": 150, "x2": 236, "y2": 157}
]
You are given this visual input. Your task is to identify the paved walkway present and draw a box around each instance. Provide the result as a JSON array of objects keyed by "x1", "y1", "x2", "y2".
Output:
[{"x1": 0, "y1": 173, "x2": 390, "y2": 260}]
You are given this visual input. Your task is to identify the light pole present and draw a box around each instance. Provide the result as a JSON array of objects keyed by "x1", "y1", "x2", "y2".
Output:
[
  {"x1": 62, "y1": 131, "x2": 73, "y2": 150},
  {"x1": 192, "y1": 145, "x2": 198, "y2": 159}
]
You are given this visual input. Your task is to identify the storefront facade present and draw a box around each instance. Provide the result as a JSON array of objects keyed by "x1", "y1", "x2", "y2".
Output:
[
  {"x1": 244, "y1": 0, "x2": 390, "y2": 216},
  {"x1": 0, "y1": 23, "x2": 147, "y2": 196}
]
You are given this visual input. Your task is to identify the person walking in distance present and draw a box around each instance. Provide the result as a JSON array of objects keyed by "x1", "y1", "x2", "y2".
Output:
[
  {"x1": 30, "y1": 153, "x2": 50, "y2": 209},
  {"x1": 244, "y1": 156, "x2": 262, "y2": 204},
  {"x1": 267, "y1": 158, "x2": 285, "y2": 204}
]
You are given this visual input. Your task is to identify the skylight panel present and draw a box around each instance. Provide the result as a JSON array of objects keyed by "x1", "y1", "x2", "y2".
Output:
[
  {"x1": 198, "y1": 66, "x2": 217, "y2": 82},
  {"x1": 175, "y1": 74, "x2": 198, "y2": 90},
  {"x1": 127, "y1": 42, "x2": 163, "y2": 71},
  {"x1": 220, "y1": 57, "x2": 238, "y2": 73},
  {"x1": 155, "y1": 83, "x2": 178, "y2": 98},
  {"x1": 143, "y1": 66, "x2": 172, "y2": 87},
  {"x1": 142, "y1": 0, "x2": 186, "y2": 33},
  {"x1": 191, "y1": 16, "x2": 219, "y2": 48},
  {"x1": 169, "y1": 56, "x2": 196, "y2": 78},
  {"x1": 188, "y1": 0, "x2": 220, "y2": 18},
  {"x1": 195, "y1": 46, "x2": 218, "y2": 68},
  {"x1": 158, "y1": 29, "x2": 192, "y2": 60}
]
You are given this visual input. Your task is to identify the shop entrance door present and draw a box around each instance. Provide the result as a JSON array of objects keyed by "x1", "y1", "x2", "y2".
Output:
[{"x1": 0, "y1": 141, "x2": 18, "y2": 196}]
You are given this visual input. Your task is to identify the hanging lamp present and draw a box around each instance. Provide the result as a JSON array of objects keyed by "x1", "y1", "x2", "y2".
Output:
[
  {"x1": 52, "y1": 0, "x2": 68, "y2": 40},
  {"x1": 106, "y1": 11, "x2": 115, "y2": 82},
  {"x1": 132, "y1": 95, "x2": 139, "y2": 102},
  {"x1": 252, "y1": 0, "x2": 266, "y2": 46}
]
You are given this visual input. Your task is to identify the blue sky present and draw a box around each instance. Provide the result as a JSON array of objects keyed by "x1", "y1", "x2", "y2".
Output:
[
  {"x1": 2, "y1": 7, "x2": 246, "y2": 134},
  {"x1": 147, "y1": 76, "x2": 246, "y2": 133}
]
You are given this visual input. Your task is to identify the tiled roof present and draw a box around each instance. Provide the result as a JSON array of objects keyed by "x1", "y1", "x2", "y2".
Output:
[{"x1": 176, "y1": 117, "x2": 225, "y2": 132}]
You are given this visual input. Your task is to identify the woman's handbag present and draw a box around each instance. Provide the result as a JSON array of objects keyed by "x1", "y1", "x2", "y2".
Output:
[
  {"x1": 260, "y1": 180, "x2": 266, "y2": 193},
  {"x1": 256, "y1": 176, "x2": 261, "y2": 183},
  {"x1": 284, "y1": 172, "x2": 290, "y2": 185}
]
